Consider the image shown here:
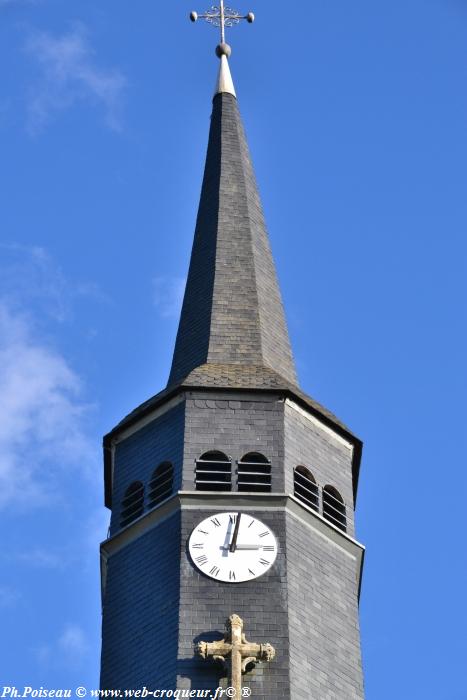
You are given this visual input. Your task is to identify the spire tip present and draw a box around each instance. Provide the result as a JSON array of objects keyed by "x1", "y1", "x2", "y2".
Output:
[{"x1": 214, "y1": 53, "x2": 236, "y2": 98}]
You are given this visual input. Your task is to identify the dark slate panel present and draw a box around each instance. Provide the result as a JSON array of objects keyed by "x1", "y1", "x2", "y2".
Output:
[
  {"x1": 100, "y1": 512, "x2": 181, "y2": 690},
  {"x1": 109, "y1": 402, "x2": 185, "y2": 536},
  {"x1": 286, "y1": 512, "x2": 364, "y2": 699},
  {"x1": 177, "y1": 508, "x2": 291, "y2": 699},
  {"x1": 284, "y1": 402, "x2": 356, "y2": 538},
  {"x1": 169, "y1": 93, "x2": 297, "y2": 387},
  {"x1": 183, "y1": 392, "x2": 285, "y2": 492}
]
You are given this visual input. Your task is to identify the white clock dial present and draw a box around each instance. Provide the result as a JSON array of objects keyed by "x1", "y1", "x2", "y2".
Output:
[{"x1": 188, "y1": 512, "x2": 277, "y2": 583}]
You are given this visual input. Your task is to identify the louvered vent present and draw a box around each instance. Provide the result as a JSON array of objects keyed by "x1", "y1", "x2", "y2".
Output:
[
  {"x1": 195, "y1": 451, "x2": 232, "y2": 492},
  {"x1": 237, "y1": 452, "x2": 271, "y2": 493},
  {"x1": 148, "y1": 462, "x2": 174, "y2": 508},
  {"x1": 120, "y1": 481, "x2": 144, "y2": 528},
  {"x1": 323, "y1": 486, "x2": 347, "y2": 532},
  {"x1": 294, "y1": 466, "x2": 319, "y2": 511}
]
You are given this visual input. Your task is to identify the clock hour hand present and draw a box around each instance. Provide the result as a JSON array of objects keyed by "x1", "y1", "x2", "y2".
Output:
[
  {"x1": 221, "y1": 544, "x2": 261, "y2": 551},
  {"x1": 221, "y1": 516, "x2": 234, "y2": 557},
  {"x1": 229, "y1": 512, "x2": 242, "y2": 553}
]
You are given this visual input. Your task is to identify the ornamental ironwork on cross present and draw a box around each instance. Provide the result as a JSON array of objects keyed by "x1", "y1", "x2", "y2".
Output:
[{"x1": 190, "y1": 1, "x2": 255, "y2": 46}]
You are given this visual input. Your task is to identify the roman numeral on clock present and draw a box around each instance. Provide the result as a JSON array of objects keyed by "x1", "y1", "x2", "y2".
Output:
[
  {"x1": 192, "y1": 543, "x2": 204, "y2": 549},
  {"x1": 229, "y1": 570, "x2": 236, "y2": 581},
  {"x1": 259, "y1": 531, "x2": 270, "y2": 538},
  {"x1": 195, "y1": 555, "x2": 208, "y2": 566},
  {"x1": 211, "y1": 518, "x2": 221, "y2": 527},
  {"x1": 259, "y1": 558, "x2": 270, "y2": 566},
  {"x1": 262, "y1": 545, "x2": 274, "y2": 551},
  {"x1": 209, "y1": 566, "x2": 220, "y2": 577},
  {"x1": 229, "y1": 514, "x2": 237, "y2": 524}
]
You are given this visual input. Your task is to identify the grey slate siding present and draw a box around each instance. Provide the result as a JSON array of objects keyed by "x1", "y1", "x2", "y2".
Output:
[
  {"x1": 284, "y1": 402, "x2": 355, "y2": 538},
  {"x1": 169, "y1": 93, "x2": 297, "y2": 387},
  {"x1": 177, "y1": 508, "x2": 290, "y2": 698},
  {"x1": 100, "y1": 500, "x2": 364, "y2": 698},
  {"x1": 286, "y1": 511, "x2": 364, "y2": 699},
  {"x1": 183, "y1": 391, "x2": 285, "y2": 492},
  {"x1": 100, "y1": 511, "x2": 181, "y2": 690},
  {"x1": 109, "y1": 402, "x2": 185, "y2": 536},
  {"x1": 102, "y1": 388, "x2": 364, "y2": 698}
]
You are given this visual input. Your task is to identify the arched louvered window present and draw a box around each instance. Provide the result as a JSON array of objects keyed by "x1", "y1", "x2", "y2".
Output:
[
  {"x1": 148, "y1": 462, "x2": 174, "y2": 508},
  {"x1": 237, "y1": 452, "x2": 271, "y2": 493},
  {"x1": 120, "y1": 481, "x2": 144, "y2": 528},
  {"x1": 294, "y1": 466, "x2": 319, "y2": 511},
  {"x1": 195, "y1": 451, "x2": 232, "y2": 491},
  {"x1": 323, "y1": 485, "x2": 347, "y2": 532}
]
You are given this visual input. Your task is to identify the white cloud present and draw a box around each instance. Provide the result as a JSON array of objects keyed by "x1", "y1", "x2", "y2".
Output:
[
  {"x1": 24, "y1": 24, "x2": 126, "y2": 133},
  {"x1": 0, "y1": 244, "x2": 102, "y2": 511},
  {"x1": 152, "y1": 276, "x2": 185, "y2": 319},
  {"x1": 0, "y1": 302, "x2": 95, "y2": 509}
]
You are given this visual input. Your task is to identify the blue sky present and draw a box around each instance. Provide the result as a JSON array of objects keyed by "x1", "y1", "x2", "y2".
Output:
[{"x1": 0, "y1": 0, "x2": 466, "y2": 697}]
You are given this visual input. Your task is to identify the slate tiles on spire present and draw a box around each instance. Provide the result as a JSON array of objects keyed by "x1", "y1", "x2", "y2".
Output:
[{"x1": 168, "y1": 90, "x2": 297, "y2": 388}]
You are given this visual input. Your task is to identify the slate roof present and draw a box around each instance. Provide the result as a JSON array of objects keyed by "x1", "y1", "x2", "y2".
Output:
[
  {"x1": 111, "y1": 363, "x2": 354, "y2": 436},
  {"x1": 168, "y1": 91, "x2": 297, "y2": 388}
]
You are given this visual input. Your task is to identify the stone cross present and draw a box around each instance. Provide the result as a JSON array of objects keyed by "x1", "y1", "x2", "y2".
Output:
[{"x1": 196, "y1": 614, "x2": 275, "y2": 697}]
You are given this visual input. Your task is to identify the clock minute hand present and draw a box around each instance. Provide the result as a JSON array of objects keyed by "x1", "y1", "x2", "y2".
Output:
[{"x1": 229, "y1": 513, "x2": 242, "y2": 553}]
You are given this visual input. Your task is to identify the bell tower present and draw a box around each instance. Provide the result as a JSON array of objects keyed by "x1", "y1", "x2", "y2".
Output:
[{"x1": 100, "y1": 6, "x2": 365, "y2": 698}]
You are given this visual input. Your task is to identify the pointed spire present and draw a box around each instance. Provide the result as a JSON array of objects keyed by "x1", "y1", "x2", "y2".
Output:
[
  {"x1": 168, "y1": 81, "x2": 297, "y2": 388},
  {"x1": 170, "y1": 4, "x2": 297, "y2": 389},
  {"x1": 215, "y1": 52, "x2": 236, "y2": 97}
]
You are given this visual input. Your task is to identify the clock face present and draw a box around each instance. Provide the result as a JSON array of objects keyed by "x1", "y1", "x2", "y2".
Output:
[{"x1": 188, "y1": 512, "x2": 277, "y2": 583}]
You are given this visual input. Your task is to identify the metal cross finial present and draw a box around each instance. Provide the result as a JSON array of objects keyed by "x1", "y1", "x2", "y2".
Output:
[{"x1": 190, "y1": 1, "x2": 254, "y2": 48}]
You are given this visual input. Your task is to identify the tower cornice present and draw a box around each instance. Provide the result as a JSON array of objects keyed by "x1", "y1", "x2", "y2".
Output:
[{"x1": 100, "y1": 491, "x2": 365, "y2": 604}]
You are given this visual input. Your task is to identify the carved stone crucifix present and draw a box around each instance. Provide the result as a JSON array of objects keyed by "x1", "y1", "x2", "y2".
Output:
[{"x1": 196, "y1": 614, "x2": 275, "y2": 696}]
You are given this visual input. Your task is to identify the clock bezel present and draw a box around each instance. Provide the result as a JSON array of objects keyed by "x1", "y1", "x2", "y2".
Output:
[{"x1": 188, "y1": 511, "x2": 278, "y2": 583}]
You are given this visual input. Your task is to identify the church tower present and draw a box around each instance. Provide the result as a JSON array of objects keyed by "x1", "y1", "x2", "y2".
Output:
[{"x1": 100, "y1": 6, "x2": 365, "y2": 698}]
